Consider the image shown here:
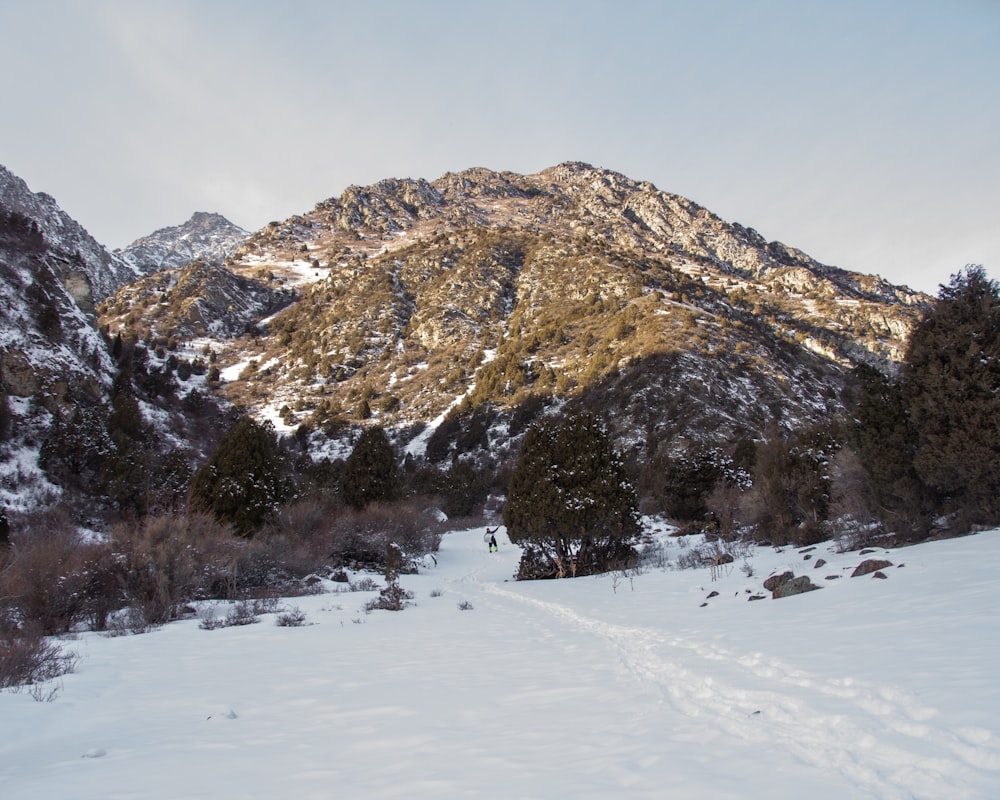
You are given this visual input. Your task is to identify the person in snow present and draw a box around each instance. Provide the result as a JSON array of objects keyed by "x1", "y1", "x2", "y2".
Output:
[{"x1": 485, "y1": 527, "x2": 499, "y2": 553}]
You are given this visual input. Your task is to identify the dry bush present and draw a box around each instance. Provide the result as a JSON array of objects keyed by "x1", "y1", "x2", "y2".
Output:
[
  {"x1": 112, "y1": 512, "x2": 235, "y2": 623},
  {"x1": 1, "y1": 509, "x2": 89, "y2": 635},
  {"x1": 275, "y1": 606, "x2": 307, "y2": 627},
  {"x1": 328, "y1": 499, "x2": 442, "y2": 571},
  {"x1": 0, "y1": 629, "x2": 78, "y2": 690}
]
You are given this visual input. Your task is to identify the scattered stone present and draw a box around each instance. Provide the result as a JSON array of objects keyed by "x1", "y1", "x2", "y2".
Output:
[
  {"x1": 798, "y1": 546, "x2": 816, "y2": 554},
  {"x1": 802, "y1": 554, "x2": 813, "y2": 561},
  {"x1": 706, "y1": 591, "x2": 719, "y2": 599},
  {"x1": 748, "y1": 594, "x2": 766, "y2": 601},
  {"x1": 763, "y1": 571, "x2": 794, "y2": 592},
  {"x1": 852, "y1": 559, "x2": 893, "y2": 577},
  {"x1": 813, "y1": 558, "x2": 827, "y2": 569},
  {"x1": 897, "y1": 563, "x2": 905, "y2": 568},
  {"x1": 331, "y1": 569, "x2": 349, "y2": 583},
  {"x1": 872, "y1": 571, "x2": 888, "y2": 580},
  {"x1": 772, "y1": 576, "x2": 820, "y2": 599},
  {"x1": 859, "y1": 548, "x2": 877, "y2": 555},
  {"x1": 700, "y1": 602, "x2": 708, "y2": 607},
  {"x1": 825, "y1": 575, "x2": 841, "y2": 580}
]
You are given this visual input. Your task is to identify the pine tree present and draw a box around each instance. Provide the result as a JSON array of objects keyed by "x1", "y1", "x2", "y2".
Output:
[
  {"x1": 189, "y1": 416, "x2": 291, "y2": 534},
  {"x1": 504, "y1": 411, "x2": 640, "y2": 578},
  {"x1": 0, "y1": 507, "x2": 10, "y2": 549},
  {"x1": 0, "y1": 384, "x2": 10, "y2": 442},
  {"x1": 849, "y1": 364, "x2": 930, "y2": 531},
  {"x1": 902, "y1": 266, "x2": 1000, "y2": 521},
  {"x1": 340, "y1": 426, "x2": 401, "y2": 510}
]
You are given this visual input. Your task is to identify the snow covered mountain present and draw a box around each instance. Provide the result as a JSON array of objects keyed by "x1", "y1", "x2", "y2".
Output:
[
  {"x1": 0, "y1": 166, "x2": 233, "y2": 515},
  {"x1": 0, "y1": 165, "x2": 142, "y2": 304},
  {"x1": 109, "y1": 162, "x2": 930, "y2": 470},
  {"x1": 117, "y1": 212, "x2": 250, "y2": 273}
]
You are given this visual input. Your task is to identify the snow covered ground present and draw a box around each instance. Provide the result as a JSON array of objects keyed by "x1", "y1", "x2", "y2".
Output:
[{"x1": 2, "y1": 526, "x2": 999, "y2": 799}]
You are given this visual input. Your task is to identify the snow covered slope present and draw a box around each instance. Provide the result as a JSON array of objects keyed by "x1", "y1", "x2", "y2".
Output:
[{"x1": 1, "y1": 526, "x2": 998, "y2": 799}]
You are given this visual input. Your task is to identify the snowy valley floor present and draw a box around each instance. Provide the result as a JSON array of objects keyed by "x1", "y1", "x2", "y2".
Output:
[{"x1": 2, "y1": 526, "x2": 1000, "y2": 799}]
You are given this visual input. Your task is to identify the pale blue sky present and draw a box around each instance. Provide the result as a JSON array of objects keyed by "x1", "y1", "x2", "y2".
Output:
[{"x1": 1, "y1": 0, "x2": 997, "y2": 294}]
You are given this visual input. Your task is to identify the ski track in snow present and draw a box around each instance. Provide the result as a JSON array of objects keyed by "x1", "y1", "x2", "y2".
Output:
[{"x1": 461, "y1": 572, "x2": 1000, "y2": 800}]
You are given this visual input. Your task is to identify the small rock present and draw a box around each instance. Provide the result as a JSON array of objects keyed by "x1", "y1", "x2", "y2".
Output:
[
  {"x1": 813, "y1": 558, "x2": 827, "y2": 569},
  {"x1": 748, "y1": 594, "x2": 766, "y2": 601},
  {"x1": 872, "y1": 571, "x2": 888, "y2": 580},
  {"x1": 825, "y1": 575, "x2": 841, "y2": 580},
  {"x1": 700, "y1": 602, "x2": 708, "y2": 607},
  {"x1": 852, "y1": 559, "x2": 893, "y2": 577},
  {"x1": 706, "y1": 591, "x2": 719, "y2": 599},
  {"x1": 802, "y1": 554, "x2": 813, "y2": 561}
]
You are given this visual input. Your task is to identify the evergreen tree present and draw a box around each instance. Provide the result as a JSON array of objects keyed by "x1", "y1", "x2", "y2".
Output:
[
  {"x1": 849, "y1": 364, "x2": 930, "y2": 531},
  {"x1": 40, "y1": 403, "x2": 113, "y2": 491},
  {"x1": 340, "y1": 426, "x2": 401, "y2": 510},
  {"x1": 902, "y1": 266, "x2": 1000, "y2": 521},
  {"x1": 504, "y1": 411, "x2": 640, "y2": 578},
  {"x1": 0, "y1": 507, "x2": 10, "y2": 549},
  {"x1": 189, "y1": 416, "x2": 290, "y2": 534},
  {"x1": 746, "y1": 425, "x2": 840, "y2": 546},
  {"x1": 102, "y1": 371, "x2": 152, "y2": 517},
  {"x1": 0, "y1": 384, "x2": 10, "y2": 442}
]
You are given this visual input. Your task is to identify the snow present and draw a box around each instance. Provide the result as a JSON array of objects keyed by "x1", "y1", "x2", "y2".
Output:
[{"x1": 2, "y1": 527, "x2": 999, "y2": 799}]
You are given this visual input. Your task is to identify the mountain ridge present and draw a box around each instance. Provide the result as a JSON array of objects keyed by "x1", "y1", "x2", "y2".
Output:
[{"x1": 110, "y1": 161, "x2": 930, "y2": 470}]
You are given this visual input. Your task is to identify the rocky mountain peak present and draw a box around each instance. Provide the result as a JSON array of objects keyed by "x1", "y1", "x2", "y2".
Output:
[
  {"x1": 153, "y1": 163, "x2": 933, "y2": 469},
  {"x1": 117, "y1": 211, "x2": 250, "y2": 273}
]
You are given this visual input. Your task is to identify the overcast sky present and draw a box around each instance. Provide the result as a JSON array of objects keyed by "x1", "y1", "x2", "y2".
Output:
[{"x1": 2, "y1": 0, "x2": 997, "y2": 295}]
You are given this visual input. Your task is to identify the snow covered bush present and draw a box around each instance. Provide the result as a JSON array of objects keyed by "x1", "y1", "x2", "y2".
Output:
[{"x1": 275, "y1": 607, "x2": 307, "y2": 627}]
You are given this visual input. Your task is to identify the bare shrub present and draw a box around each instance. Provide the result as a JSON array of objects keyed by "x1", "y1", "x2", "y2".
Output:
[
  {"x1": 1, "y1": 509, "x2": 89, "y2": 635},
  {"x1": 0, "y1": 631, "x2": 78, "y2": 690},
  {"x1": 275, "y1": 607, "x2": 307, "y2": 627},
  {"x1": 199, "y1": 600, "x2": 260, "y2": 630},
  {"x1": 364, "y1": 582, "x2": 414, "y2": 613},
  {"x1": 112, "y1": 513, "x2": 222, "y2": 625},
  {"x1": 637, "y1": 540, "x2": 670, "y2": 570},
  {"x1": 329, "y1": 500, "x2": 442, "y2": 571},
  {"x1": 224, "y1": 601, "x2": 260, "y2": 626},
  {"x1": 104, "y1": 606, "x2": 152, "y2": 637}
]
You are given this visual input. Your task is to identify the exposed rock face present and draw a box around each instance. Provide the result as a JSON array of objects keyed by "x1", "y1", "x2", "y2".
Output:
[
  {"x1": 0, "y1": 164, "x2": 143, "y2": 301},
  {"x1": 99, "y1": 260, "x2": 294, "y2": 340},
  {"x1": 117, "y1": 212, "x2": 250, "y2": 273},
  {"x1": 0, "y1": 204, "x2": 113, "y2": 410}
]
